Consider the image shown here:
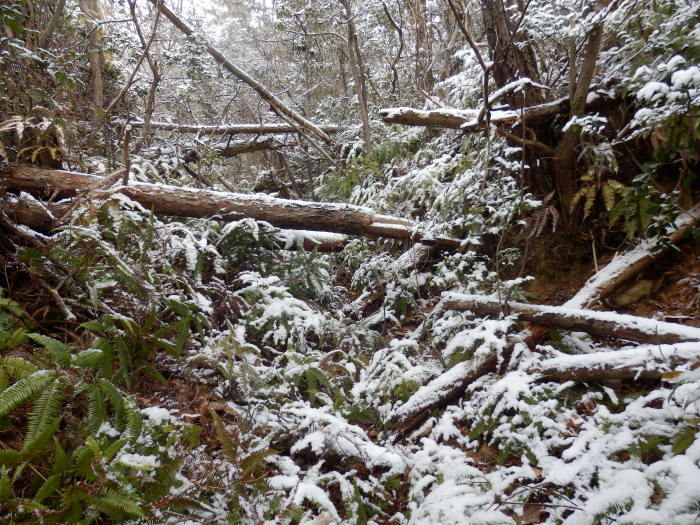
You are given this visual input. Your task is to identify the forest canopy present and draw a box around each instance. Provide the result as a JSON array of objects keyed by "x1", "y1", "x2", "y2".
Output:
[{"x1": 0, "y1": 0, "x2": 699, "y2": 523}]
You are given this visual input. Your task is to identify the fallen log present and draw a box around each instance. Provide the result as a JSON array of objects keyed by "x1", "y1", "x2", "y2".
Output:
[
  {"x1": 2, "y1": 165, "x2": 460, "y2": 249},
  {"x1": 182, "y1": 139, "x2": 278, "y2": 163},
  {"x1": 388, "y1": 201, "x2": 700, "y2": 434},
  {"x1": 378, "y1": 90, "x2": 618, "y2": 132},
  {"x1": 2, "y1": 195, "x2": 348, "y2": 252},
  {"x1": 441, "y1": 293, "x2": 700, "y2": 345},
  {"x1": 130, "y1": 121, "x2": 340, "y2": 136},
  {"x1": 533, "y1": 342, "x2": 700, "y2": 382}
]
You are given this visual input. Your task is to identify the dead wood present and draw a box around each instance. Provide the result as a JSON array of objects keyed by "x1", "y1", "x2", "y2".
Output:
[
  {"x1": 1, "y1": 196, "x2": 348, "y2": 252},
  {"x1": 388, "y1": 202, "x2": 700, "y2": 435},
  {"x1": 532, "y1": 342, "x2": 700, "y2": 382},
  {"x1": 183, "y1": 139, "x2": 278, "y2": 163},
  {"x1": 129, "y1": 121, "x2": 341, "y2": 136},
  {"x1": 441, "y1": 294, "x2": 700, "y2": 345},
  {"x1": 2, "y1": 165, "x2": 460, "y2": 249}
]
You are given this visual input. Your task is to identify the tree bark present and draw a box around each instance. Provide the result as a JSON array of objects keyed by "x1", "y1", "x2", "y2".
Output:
[
  {"x1": 2, "y1": 165, "x2": 461, "y2": 248},
  {"x1": 37, "y1": 0, "x2": 66, "y2": 49},
  {"x1": 128, "y1": 121, "x2": 340, "y2": 135},
  {"x1": 146, "y1": 0, "x2": 333, "y2": 146},
  {"x1": 441, "y1": 294, "x2": 700, "y2": 345},
  {"x1": 479, "y1": 0, "x2": 541, "y2": 107},
  {"x1": 182, "y1": 139, "x2": 278, "y2": 163},
  {"x1": 1, "y1": 196, "x2": 349, "y2": 252},
  {"x1": 340, "y1": 0, "x2": 373, "y2": 153},
  {"x1": 77, "y1": 0, "x2": 105, "y2": 110}
]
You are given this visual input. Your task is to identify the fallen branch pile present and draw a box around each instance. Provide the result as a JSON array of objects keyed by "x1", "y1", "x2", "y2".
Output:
[{"x1": 388, "y1": 201, "x2": 700, "y2": 434}]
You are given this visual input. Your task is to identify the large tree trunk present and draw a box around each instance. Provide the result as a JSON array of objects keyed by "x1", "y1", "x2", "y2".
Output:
[
  {"x1": 341, "y1": 0, "x2": 373, "y2": 153},
  {"x1": 480, "y1": 0, "x2": 541, "y2": 107},
  {"x1": 441, "y1": 294, "x2": 700, "y2": 345},
  {"x1": 2, "y1": 165, "x2": 461, "y2": 248},
  {"x1": 77, "y1": 0, "x2": 105, "y2": 110},
  {"x1": 146, "y1": 0, "x2": 333, "y2": 146}
]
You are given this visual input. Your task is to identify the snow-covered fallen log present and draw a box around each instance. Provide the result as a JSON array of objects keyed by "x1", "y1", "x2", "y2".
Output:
[
  {"x1": 2, "y1": 195, "x2": 349, "y2": 252},
  {"x1": 2, "y1": 165, "x2": 461, "y2": 248},
  {"x1": 533, "y1": 342, "x2": 700, "y2": 382},
  {"x1": 129, "y1": 121, "x2": 340, "y2": 136},
  {"x1": 379, "y1": 90, "x2": 618, "y2": 131},
  {"x1": 182, "y1": 138, "x2": 278, "y2": 162},
  {"x1": 441, "y1": 294, "x2": 700, "y2": 344}
]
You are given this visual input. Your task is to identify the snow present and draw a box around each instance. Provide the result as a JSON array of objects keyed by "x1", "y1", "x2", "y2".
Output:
[
  {"x1": 118, "y1": 453, "x2": 160, "y2": 469},
  {"x1": 141, "y1": 406, "x2": 175, "y2": 425}
]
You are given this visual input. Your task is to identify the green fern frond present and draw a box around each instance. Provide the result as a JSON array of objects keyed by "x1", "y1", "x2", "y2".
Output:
[
  {"x1": 89, "y1": 488, "x2": 146, "y2": 519},
  {"x1": 125, "y1": 401, "x2": 143, "y2": 442},
  {"x1": 27, "y1": 333, "x2": 71, "y2": 368},
  {"x1": 210, "y1": 410, "x2": 238, "y2": 462},
  {"x1": 33, "y1": 472, "x2": 61, "y2": 504},
  {"x1": 98, "y1": 379, "x2": 126, "y2": 429},
  {"x1": 103, "y1": 438, "x2": 127, "y2": 461},
  {"x1": 25, "y1": 378, "x2": 63, "y2": 444},
  {"x1": 87, "y1": 385, "x2": 107, "y2": 435},
  {"x1": 71, "y1": 348, "x2": 105, "y2": 369},
  {"x1": 0, "y1": 449, "x2": 24, "y2": 465},
  {"x1": 0, "y1": 370, "x2": 57, "y2": 418},
  {"x1": 143, "y1": 456, "x2": 184, "y2": 502},
  {"x1": 52, "y1": 437, "x2": 71, "y2": 474},
  {"x1": 0, "y1": 356, "x2": 38, "y2": 379},
  {"x1": 22, "y1": 416, "x2": 61, "y2": 459},
  {"x1": 0, "y1": 466, "x2": 12, "y2": 503},
  {"x1": 240, "y1": 448, "x2": 279, "y2": 480}
]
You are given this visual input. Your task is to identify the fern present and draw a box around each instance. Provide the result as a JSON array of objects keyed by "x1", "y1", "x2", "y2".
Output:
[
  {"x1": 211, "y1": 409, "x2": 238, "y2": 462},
  {"x1": 21, "y1": 416, "x2": 61, "y2": 459},
  {"x1": 0, "y1": 356, "x2": 38, "y2": 379},
  {"x1": 33, "y1": 472, "x2": 61, "y2": 504},
  {"x1": 89, "y1": 488, "x2": 146, "y2": 519},
  {"x1": 0, "y1": 466, "x2": 12, "y2": 503},
  {"x1": 27, "y1": 333, "x2": 71, "y2": 368},
  {"x1": 25, "y1": 379, "x2": 63, "y2": 444},
  {"x1": 0, "y1": 370, "x2": 57, "y2": 418},
  {"x1": 87, "y1": 384, "x2": 107, "y2": 435},
  {"x1": 143, "y1": 456, "x2": 184, "y2": 502}
]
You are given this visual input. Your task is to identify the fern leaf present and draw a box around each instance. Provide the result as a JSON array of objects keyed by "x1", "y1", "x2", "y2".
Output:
[
  {"x1": 89, "y1": 488, "x2": 146, "y2": 519},
  {"x1": 103, "y1": 438, "x2": 127, "y2": 461},
  {"x1": 22, "y1": 416, "x2": 61, "y2": 459},
  {"x1": 33, "y1": 472, "x2": 61, "y2": 504},
  {"x1": 100, "y1": 379, "x2": 126, "y2": 432},
  {"x1": 52, "y1": 437, "x2": 71, "y2": 474},
  {"x1": 240, "y1": 448, "x2": 279, "y2": 480},
  {"x1": 70, "y1": 348, "x2": 105, "y2": 369},
  {"x1": 210, "y1": 410, "x2": 238, "y2": 462},
  {"x1": 25, "y1": 378, "x2": 63, "y2": 444},
  {"x1": 0, "y1": 466, "x2": 11, "y2": 503},
  {"x1": 0, "y1": 370, "x2": 57, "y2": 418},
  {"x1": 583, "y1": 185, "x2": 597, "y2": 219},
  {"x1": 87, "y1": 384, "x2": 107, "y2": 435},
  {"x1": 143, "y1": 456, "x2": 184, "y2": 502},
  {"x1": 0, "y1": 356, "x2": 38, "y2": 379},
  {"x1": 125, "y1": 401, "x2": 143, "y2": 442},
  {"x1": 0, "y1": 449, "x2": 24, "y2": 465},
  {"x1": 27, "y1": 334, "x2": 71, "y2": 368}
]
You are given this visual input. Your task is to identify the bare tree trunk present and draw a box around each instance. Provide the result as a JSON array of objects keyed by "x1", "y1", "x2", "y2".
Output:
[
  {"x1": 479, "y1": 0, "x2": 541, "y2": 106},
  {"x1": 340, "y1": 0, "x2": 373, "y2": 153},
  {"x1": 405, "y1": 0, "x2": 434, "y2": 92},
  {"x1": 554, "y1": 23, "x2": 604, "y2": 219},
  {"x1": 78, "y1": 0, "x2": 105, "y2": 110},
  {"x1": 37, "y1": 0, "x2": 66, "y2": 49}
]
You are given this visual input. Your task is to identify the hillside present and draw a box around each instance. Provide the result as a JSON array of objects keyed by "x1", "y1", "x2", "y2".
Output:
[{"x1": 0, "y1": 0, "x2": 699, "y2": 523}]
